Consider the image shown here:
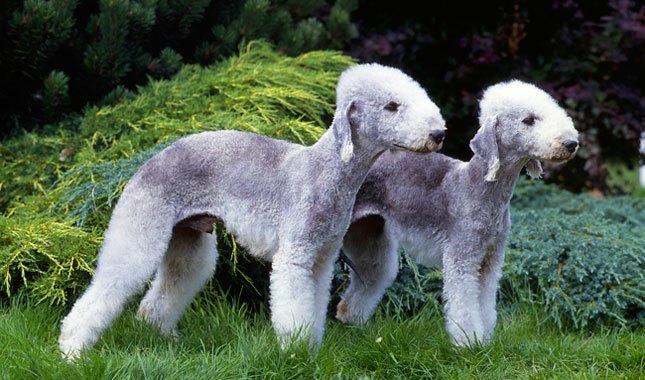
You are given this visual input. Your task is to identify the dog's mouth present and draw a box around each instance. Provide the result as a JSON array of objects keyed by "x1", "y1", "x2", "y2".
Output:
[
  {"x1": 535, "y1": 151, "x2": 576, "y2": 163},
  {"x1": 531, "y1": 138, "x2": 579, "y2": 164},
  {"x1": 392, "y1": 141, "x2": 442, "y2": 154}
]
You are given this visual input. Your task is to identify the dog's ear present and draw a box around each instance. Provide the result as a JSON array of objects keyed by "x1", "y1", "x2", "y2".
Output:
[
  {"x1": 333, "y1": 100, "x2": 357, "y2": 163},
  {"x1": 525, "y1": 159, "x2": 543, "y2": 179},
  {"x1": 470, "y1": 116, "x2": 500, "y2": 182}
]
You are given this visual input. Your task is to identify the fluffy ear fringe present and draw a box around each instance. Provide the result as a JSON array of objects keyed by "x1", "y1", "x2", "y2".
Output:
[
  {"x1": 525, "y1": 159, "x2": 543, "y2": 179},
  {"x1": 470, "y1": 116, "x2": 500, "y2": 182},
  {"x1": 340, "y1": 141, "x2": 354, "y2": 163},
  {"x1": 334, "y1": 101, "x2": 355, "y2": 163},
  {"x1": 484, "y1": 158, "x2": 500, "y2": 182}
]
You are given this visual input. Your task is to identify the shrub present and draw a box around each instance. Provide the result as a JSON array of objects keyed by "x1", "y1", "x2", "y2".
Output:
[
  {"x1": 505, "y1": 180, "x2": 644, "y2": 329},
  {"x1": 0, "y1": 0, "x2": 357, "y2": 134},
  {"x1": 0, "y1": 41, "x2": 353, "y2": 304},
  {"x1": 0, "y1": 214, "x2": 100, "y2": 305}
]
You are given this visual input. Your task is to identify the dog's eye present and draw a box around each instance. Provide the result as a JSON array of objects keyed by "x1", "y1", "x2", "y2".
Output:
[
  {"x1": 522, "y1": 115, "x2": 536, "y2": 126},
  {"x1": 384, "y1": 101, "x2": 399, "y2": 112}
]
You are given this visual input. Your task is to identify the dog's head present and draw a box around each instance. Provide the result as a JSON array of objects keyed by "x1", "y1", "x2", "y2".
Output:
[
  {"x1": 471, "y1": 80, "x2": 579, "y2": 181},
  {"x1": 332, "y1": 64, "x2": 446, "y2": 162}
]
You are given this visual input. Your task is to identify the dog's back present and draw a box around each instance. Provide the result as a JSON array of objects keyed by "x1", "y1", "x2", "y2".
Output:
[{"x1": 353, "y1": 151, "x2": 462, "y2": 228}]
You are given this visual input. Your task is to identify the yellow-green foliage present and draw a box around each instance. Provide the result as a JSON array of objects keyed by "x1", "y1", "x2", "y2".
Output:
[
  {"x1": 0, "y1": 214, "x2": 100, "y2": 305},
  {"x1": 74, "y1": 41, "x2": 351, "y2": 162},
  {"x1": 0, "y1": 41, "x2": 354, "y2": 304},
  {"x1": 0, "y1": 125, "x2": 76, "y2": 209}
]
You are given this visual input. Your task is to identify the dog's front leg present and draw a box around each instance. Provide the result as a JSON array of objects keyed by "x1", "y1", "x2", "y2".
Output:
[
  {"x1": 312, "y1": 248, "x2": 339, "y2": 346},
  {"x1": 478, "y1": 241, "x2": 506, "y2": 343},
  {"x1": 269, "y1": 246, "x2": 318, "y2": 349},
  {"x1": 442, "y1": 246, "x2": 486, "y2": 347}
]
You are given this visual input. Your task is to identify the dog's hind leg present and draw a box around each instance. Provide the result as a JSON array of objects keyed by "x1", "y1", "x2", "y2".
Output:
[
  {"x1": 336, "y1": 215, "x2": 399, "y2": 324},
  {"x1": 59, "y1": 202, "x2": 173, "y2": 358},
  {"x1": 137, "y1": 226, "x2": 218, "y2": 335}
]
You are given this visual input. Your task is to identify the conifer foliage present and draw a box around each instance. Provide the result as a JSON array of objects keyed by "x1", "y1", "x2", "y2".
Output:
[{"x1": 0, "y1": 0, "x2": 357, "y2": 135}]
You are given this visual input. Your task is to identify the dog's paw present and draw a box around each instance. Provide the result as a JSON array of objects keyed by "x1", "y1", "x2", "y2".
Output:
[
  {"x1": 335, "y1": 298, "x2": 351, "y2": 323},
  {"x1": 335, "y1": 298, "x2": 372, "y2": 325},
  {"x1": 59, "y1": 334, "x2": 85, "y2": 361},
  {"x1": 446, "y1": 320, "x2": 488, "y2": 348}
]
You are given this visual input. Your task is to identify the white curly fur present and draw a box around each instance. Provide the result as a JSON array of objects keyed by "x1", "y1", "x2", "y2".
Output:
[
  {"x1": 58, "y1": 63, "x2": 446, "y2": 359},
  {"x1": 336, "y1": 80, "x2": 579, "y2": 347}
]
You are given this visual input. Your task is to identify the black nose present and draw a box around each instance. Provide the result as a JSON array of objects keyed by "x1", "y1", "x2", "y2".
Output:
[
  {"x1": 430, "y1": 130, "x2": 445, "y2": 144},
  {"x1": 563, "y1": 139, "x2": 578, "y2": 153}
]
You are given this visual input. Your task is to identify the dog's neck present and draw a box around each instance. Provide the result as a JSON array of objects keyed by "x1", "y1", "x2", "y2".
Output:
[
  {"x1": 312, "y1": 131, "x2": 384, "y2": 192},
  {"x1": 468, "y1": 152, "x2": 529, "y2": 208}
]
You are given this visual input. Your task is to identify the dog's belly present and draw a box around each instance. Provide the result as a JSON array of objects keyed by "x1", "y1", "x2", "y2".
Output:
[
  {"x1": 186, "y1": 197, "x2": 281, "y2": 261},
  {"x1": 221, "y1": 207, "x2": 280, "y2": 260},
  {"x1": 398, "y1": 229, "x2": 444, "y2": 269},
  {"x1": 226, "y1": 220, "x2": 279, "y2": 261}
]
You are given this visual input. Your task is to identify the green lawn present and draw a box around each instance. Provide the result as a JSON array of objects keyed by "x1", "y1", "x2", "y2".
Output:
[{"x1": 1, "y1": 294, "x2": 642, "y2": 379}]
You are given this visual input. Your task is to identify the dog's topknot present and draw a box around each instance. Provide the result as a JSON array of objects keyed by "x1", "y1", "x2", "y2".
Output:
[
  {"x1": 335, "y1": 63, "x2": 431, "y2": 108},
  {"x1": 478, "y1": 80, "x2": 570, "y2": 124}
]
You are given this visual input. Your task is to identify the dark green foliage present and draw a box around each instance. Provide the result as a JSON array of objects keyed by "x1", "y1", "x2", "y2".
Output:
[
  {"x1": 4, "y1": 0, "x2": 76, "y2": 80},
  {"x1": 0, "y1": 42, "x2": 354, "y2": 305},
  {"x1": 604, "y1": 160, "x2": 645, "y2": 198},
  {"x1": 43, "y1": 70, "x2": 70, "y2": 119},
  {"x1": 505, "y1": 180, "x2": 644, "y2": 329},
  {"x1": 82, "y1": 0, "x2": 156, "y2": 85},
  {"x1": 0, "y1": 0, "x2": 357, "y2": 134},
  {"x1": 98, "y1": 85, "x2": 136, "y2": 107},
  {"x1": 326, "y1": 0, "x2": 357, "y2": 49},
  {"x1": 204, "y1": 0, "x2": 357, "y2": 58},
  {"x1": 148, "y1": 47, "x2": 184, "y2": 79},
  {"x1": 156, "y1": 0, "x2": 211, "y2": 39}
]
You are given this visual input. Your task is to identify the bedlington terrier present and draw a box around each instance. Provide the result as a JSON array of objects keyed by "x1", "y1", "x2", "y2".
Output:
[
  {"x1": 336, "y1": 80, "x2": 579, "y2": 346},
  {"x1": 58, "y1": 63, "x2": 447, "y2": 358}
]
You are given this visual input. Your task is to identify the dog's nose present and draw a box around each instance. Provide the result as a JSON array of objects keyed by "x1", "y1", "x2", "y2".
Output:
[
  {"x1": 430, "y1": 130, "x2": 445, "y2": 144},
  {"x1": 563, "y1": 139, "x2": 578, "y2": 153}
]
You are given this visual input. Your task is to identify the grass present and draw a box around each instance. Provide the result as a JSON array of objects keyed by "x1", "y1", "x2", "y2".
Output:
[{"x1": 1, "y1": 293, "x2": 642, "y2": 379}]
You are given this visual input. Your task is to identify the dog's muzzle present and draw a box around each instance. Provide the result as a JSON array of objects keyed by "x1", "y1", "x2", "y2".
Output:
[
  {"x1": 563, "y1": 139, "x2": 578, "y2": 154},
  {"x1": 547, "y1": 139, "x2": 580, "y2": 162},
  {"x1": 430, "y1": 130, "x2": 445, "y2": 145},
  {"x1": 392, "y1": 130, "x2": 446, "y2": 154}
]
